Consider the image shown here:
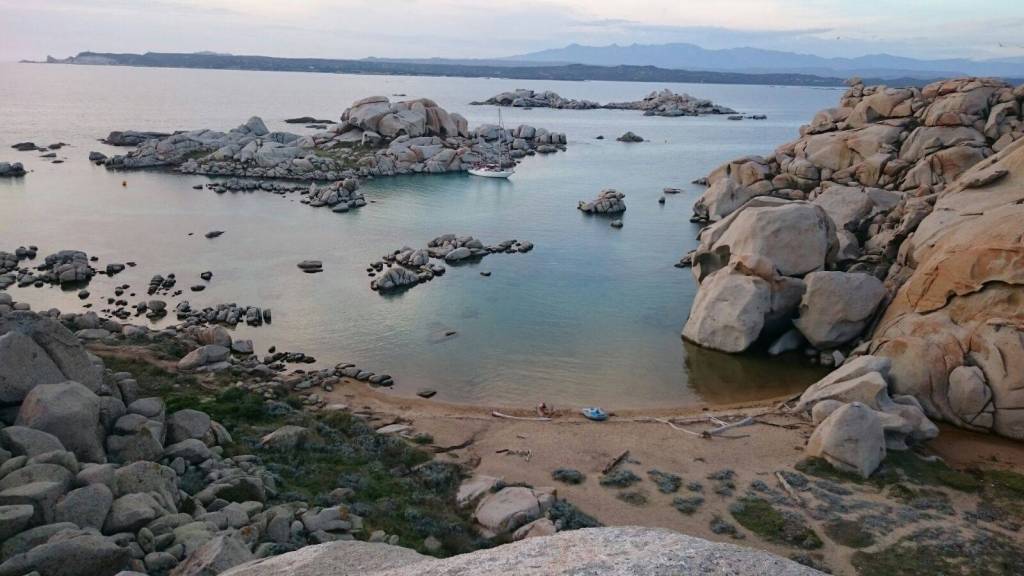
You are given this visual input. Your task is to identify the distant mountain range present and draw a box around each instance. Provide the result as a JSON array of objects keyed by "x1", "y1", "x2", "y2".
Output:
[
  {"x1": 33, "y1": 51, "x2": 959, "y2": 88},
  {"x1": 507, "y1": 43, "x2": 1024, "y2": 81}
]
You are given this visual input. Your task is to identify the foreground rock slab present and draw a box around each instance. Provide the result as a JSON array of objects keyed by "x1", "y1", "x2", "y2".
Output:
[{"x1": 223, "y1": 527, "x2": 822, "y2": 576}]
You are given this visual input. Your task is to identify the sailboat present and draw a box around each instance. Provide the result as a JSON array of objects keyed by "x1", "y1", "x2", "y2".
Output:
[{"x1": 469, "y1": 106, "x2": 515, "y2": 178}]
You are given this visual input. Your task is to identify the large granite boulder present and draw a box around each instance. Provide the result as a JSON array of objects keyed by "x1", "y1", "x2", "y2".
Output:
[
  {"x1": 0, "y1": 531, "x2": 130, "y2": 576},
  {"x1": 682, "y1": 265, "x2": 770, "y2": 353},
  {"x1": 16, "y1": 382, "x2": 106, "y2": 463},
  {"x1": 691, "y1": 199, "x2": 838, "y2": 281},
  {"x1": 169, "y1": 534, "x2": 253, "y2": 576},
  {"x1": 222, "y1": 527, "x2": 822, "y2": 576},
  {"x1": 793, "y1": 271, "x2": 886, "y2": 349},
  {"x1": 0, "y1": 311, "x2": 104, "y2": 398},
  {"x1": 806, "y1": 402, "x2": 886, "y2": 478}
]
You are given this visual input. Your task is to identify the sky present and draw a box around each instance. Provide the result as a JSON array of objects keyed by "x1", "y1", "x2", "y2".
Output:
[{"x1": 1, "y1": 0, "x2": 1023, "y2": 63}]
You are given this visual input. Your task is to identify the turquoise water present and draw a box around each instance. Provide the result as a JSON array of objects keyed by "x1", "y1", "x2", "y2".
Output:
[{"x1": 0, "y1": 63, "x2": 837, "y2": 407}]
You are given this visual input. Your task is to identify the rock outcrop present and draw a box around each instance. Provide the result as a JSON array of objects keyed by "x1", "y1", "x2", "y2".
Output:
[
  {"x1": 471, "y1": 89, "x2": 600, "y2": 110},
  {"x1": 369, "y1": 235, "x2": 533, "y2": 293},
  {"x1": 0, "y1": 162, "x2": 26, "y2": 178},
  {"x1": 473, "y1": 88, "x2": 736, "y2": 117},
  {"x1": 683, "y1": 77, "x2": 1024, "y2": 441},
  {"x1": 604, "y1": 89, "x2": 738, "y2": 117},
  {"x1": 222, "y1": 527, "x2": 821, "y2": 576},
  {"x1": 865, "y1": 136, "x2": 1024, "y2": 439},
  {"x1": 105, "y1": 96, "x2": 566, "y2": 181},
  {"x1": 577, "y1": 189, "x2": 626, "y2": 214},
  {"x1": 796, "y1": 355, "x2": 938, "y2": 475}
]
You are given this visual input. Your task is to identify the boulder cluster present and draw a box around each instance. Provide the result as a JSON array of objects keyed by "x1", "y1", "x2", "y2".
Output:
[
  {"x1": 605, "y1": 89, "x2": 738, "y2": 117},
  {"x1": 0, "y1": 247, "x2": 38, "y2": 290},
  {"x1": 473, "y1": 88, "x2": 737, "y2": 117},
  {"x1": 369, "y1": 235, "x2": 534, "y2": 293},
  {"x1": 795, "y1": 356, "x2": 938, "y2": 477},
  {"x1": 0, "y1": 162, "x2": 26, "y2": 178},
  {"x1": 471, "y1": 89, "x2": 600, "y2": 110},
  {"x1": 104, "y1": 96, "x2": 567, "y2": 181},
  {"x1": 577, "y1": 189, "x2": 626, "y2": 214},
  {"x1": 456, "y1": 475, "x2": 559, "y2": 540},
  {"x1": 8, "y1": 250, "x2": 94, "y2": 288},
  {"x1": 683, "y1": 77, "x2": 1024, "y2": 442},
  {"x1": 0, "y1": 308, "x2": 433, "y2": 575},
  {"x1": 204, "y1": 179, "x2": 365, "y2": 214}
]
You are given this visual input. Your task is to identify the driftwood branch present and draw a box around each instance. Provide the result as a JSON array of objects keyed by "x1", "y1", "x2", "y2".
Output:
[
  {"x1": 432, "y1": 433, "x2": 478, "y2": 454},
  {"x1": 651, "y1": 415, "x2": 754, "y2": 438},
  {"x1": 491, "y1": 411, "x2": 551, "y2": 422},
  {"x1": 776, "y1": 471, "x2": 804, "y2": 507},
  {"x1": 703, "y1": 416, "x2": 754, "y2": 437},
  {"x1": 602, "y1": 450, "x2": 630, "y2": 474}
]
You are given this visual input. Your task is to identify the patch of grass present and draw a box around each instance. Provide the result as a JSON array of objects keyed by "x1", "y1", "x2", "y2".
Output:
[
  {"x1": 671, "y1": 495, "x2": 704, "y2": 515},
  {"x1": 795, "y1": 457, "x2": 867, "y2": 485},
  {"x1": 599, "y1": 469, "x2": 641, "y2": 488},
  {"x1": 851, "y1": 529, "x2": 1024, "y2": 576},
  {"x1": 616, "y1": 490, "x2": 648, "y2": 506},
  {"x1": 824, "y1": 519, "x2": 875, "y2": 549},
  {"x1": 551, "y1": 468, "x2": 586, "y2": 485},
  {"x1": 729, "y1": 496, "x2": 822, "y2": 550},
  {"x1": 647, "y1": 469, "x2": 682, "y2": 494},
  {"x1": 101, "y1": 355, "x2": 196, "y2": 391},
  {"x1": 976, "y1": 468, "x2": 1024, "y2": 520},
  {"x1": 883, "y1": 452, "x2": 982, "y2": 492},
  {"x1": 796, "y1": 453, "x2": 982, "y2": 493},
  {"x1": 547, "y1": 500, "x2": 602, "y2": 530}
]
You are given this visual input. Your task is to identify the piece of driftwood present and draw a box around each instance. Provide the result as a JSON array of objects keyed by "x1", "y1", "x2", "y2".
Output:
[
  {"x1": 704, "y1": 416, "x2": 754, "y2": 437},
  {"x1": 432, "y1": 433, "x2": 478, "y2": 454},
  {"x1": 776, "y1": 471, "x2": 804, "y2": 507},
  {"x1": 651, "y1": 415, "x2": 754, "y2": 438},
  {"x1": 603, "y1": 450, "x2": 630, "y2": 474},
  {"x1": 491, "y1": 411, "x2": 552, "y2": 422}
]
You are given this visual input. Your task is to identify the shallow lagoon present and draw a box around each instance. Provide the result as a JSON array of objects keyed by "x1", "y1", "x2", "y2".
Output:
[{"x1": 0, "y1": 63, "x2": 837, "y2": 407}]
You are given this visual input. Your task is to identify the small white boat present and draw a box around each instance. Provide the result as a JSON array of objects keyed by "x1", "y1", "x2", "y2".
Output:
[
  {"x1": 470, "y1": 106, "x2": 515, "y2": 179},
  {"x1": 468, "y1": 164, "x2": 514, "y2": 178}
]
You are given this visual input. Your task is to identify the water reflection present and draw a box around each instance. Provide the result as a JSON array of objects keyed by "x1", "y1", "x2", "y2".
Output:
[{"x1": 683, "y1": 340, "x2": 828, "y2": 405}]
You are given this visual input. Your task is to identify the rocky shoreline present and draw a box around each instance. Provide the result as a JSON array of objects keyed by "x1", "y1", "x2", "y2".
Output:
[
  {"x1": 681, "y1": 76, "x2": 1024, "y2": 468},
  {"x1": 472, "y1": 88, "x2": 738, "y2": 117},
  {"x1": 100, "y1": 96, "x2": 567, "y2": 183},
  {"x1": 0, "y1": 290, "x2": 613, "y2": 575}
]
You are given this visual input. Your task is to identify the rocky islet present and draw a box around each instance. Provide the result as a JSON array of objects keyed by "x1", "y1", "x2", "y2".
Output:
[
  {"x1": 103, "y1": 95, "x2": 567, "y2": 182},
  {"x1": 473, "y1": 88, "x2": 738, "y2": 117}
]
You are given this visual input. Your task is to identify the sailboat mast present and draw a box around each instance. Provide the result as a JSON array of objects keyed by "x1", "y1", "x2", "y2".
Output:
[{"x1": 497, "y1": 106, "x2": 505, "y2": 166}]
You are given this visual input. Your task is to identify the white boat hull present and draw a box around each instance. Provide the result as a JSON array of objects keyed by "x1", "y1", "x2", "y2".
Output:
[{"x1": 468, "y1": 168, "x2": 514, "y2": 178}]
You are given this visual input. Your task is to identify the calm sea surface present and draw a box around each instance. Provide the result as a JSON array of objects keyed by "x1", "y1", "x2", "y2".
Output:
[{"x1": 0, "y1": 63, "x2": 837, "y2": 408}]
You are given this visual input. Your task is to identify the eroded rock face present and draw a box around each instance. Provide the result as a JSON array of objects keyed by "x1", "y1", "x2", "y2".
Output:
[
  {"x1": 691, "y1": 77, "x2": 1022, "y2": 284},
  {"x1": 867, "y1": 137, "x2": 1024, "y2": 439},
  {"x1": 683, "y1": 78, "x2": 1024, "y2": 441}
]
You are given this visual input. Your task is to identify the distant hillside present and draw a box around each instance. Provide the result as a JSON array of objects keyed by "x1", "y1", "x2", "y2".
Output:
[
  {"x1": 510, "y1": 43, "x2": 1024, "y2": 81},
  {"x1": 35, "y1": 51, "x2": 874, "y2": 87}
]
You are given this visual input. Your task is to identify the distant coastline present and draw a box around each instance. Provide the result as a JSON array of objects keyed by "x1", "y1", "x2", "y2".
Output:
[{"x1": 26, "y1": 51, "x2": 939, "y2": 88}]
